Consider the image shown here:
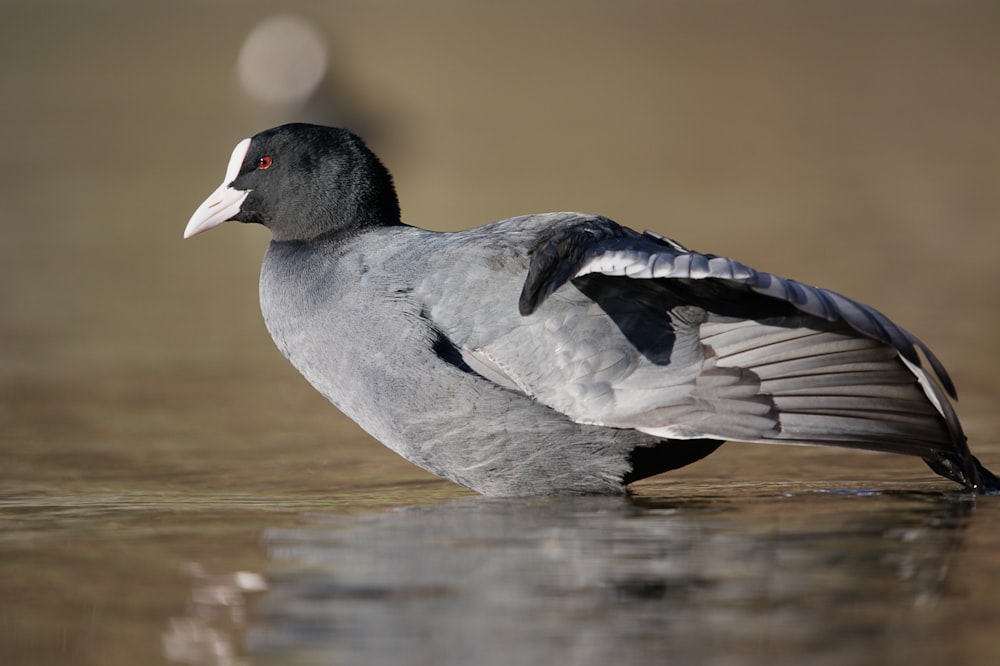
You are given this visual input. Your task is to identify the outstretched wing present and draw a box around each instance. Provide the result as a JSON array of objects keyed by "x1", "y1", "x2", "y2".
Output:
[
  {"x1": 498, "y1": 217, "x2": 983, "y2": 487},
  {"x1": 520, "y1": 219, "x2": 955, "y2": 397}
]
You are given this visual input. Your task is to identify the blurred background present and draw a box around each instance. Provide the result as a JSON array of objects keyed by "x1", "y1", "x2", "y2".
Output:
[{"x1": 2, "y1": 1, "x2": 1000, "y2": 664}]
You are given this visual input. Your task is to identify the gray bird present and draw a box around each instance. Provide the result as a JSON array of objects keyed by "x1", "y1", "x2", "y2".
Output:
[{"x1": 185, "y1": 123, "x2": 997, "y2": 496}]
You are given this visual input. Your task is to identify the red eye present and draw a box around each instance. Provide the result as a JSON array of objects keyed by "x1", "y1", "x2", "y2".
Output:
[{"x1": 257, "y1": 155, "x2": 272, "y2": 169}]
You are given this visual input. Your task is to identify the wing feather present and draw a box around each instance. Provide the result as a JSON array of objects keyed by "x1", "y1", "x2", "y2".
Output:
[
  {"x1": 520, "y1": 225, "x2": 956, "y2": 398},
  {"x1": 508, "y1": 218, "x2": 985, "y2": 487}
]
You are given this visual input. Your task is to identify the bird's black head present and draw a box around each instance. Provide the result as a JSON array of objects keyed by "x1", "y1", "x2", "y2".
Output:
[{"x1": 185, "y1": 123, "x2": 401, "y2": 242}]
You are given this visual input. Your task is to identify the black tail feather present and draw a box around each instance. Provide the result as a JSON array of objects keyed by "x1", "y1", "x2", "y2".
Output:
[{"x1": 924, "y1": 453, "x2": 1000, "y2": 495}]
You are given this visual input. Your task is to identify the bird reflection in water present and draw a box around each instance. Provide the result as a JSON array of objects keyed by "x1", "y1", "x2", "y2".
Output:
[{"x1": 163, "y1": 490, "x2": 977, "y2": 665}]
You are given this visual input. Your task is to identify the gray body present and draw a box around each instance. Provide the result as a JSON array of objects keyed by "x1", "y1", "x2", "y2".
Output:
[
  {"x1": 259, "y1": 213, "x2": 975, "y2": 495},
  {"x1": 260, "y1": 215, "x2": 660, "y2": 494}
]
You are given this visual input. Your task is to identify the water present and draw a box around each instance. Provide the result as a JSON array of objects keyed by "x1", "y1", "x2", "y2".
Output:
[
  {"x1": 2, "y1": 2, "x2": 1000, "y2": 664},
  {"x1": 249, "y1": 492, "x2": 997, "y2": 666}
]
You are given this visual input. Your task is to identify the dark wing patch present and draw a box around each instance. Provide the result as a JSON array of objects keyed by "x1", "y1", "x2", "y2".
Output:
[{"x1": 518, "y1": 216, "x2": 634, "y2": 316}]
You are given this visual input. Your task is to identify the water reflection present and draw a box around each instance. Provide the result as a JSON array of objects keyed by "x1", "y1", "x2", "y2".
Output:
[
  {"x1": 166, "y1": 491, "x2": 977, "y2": 665},
  {"x1": 163, "y1": 565, "x2": 267, "y2": 666}
]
